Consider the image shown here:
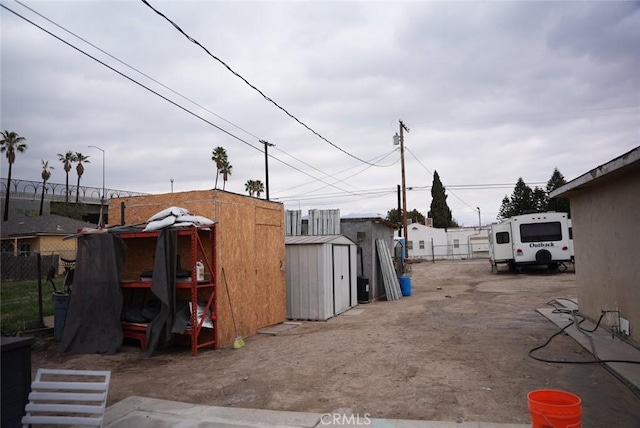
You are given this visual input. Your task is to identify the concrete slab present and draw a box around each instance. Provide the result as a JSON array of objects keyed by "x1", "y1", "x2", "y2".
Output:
[
  {"x1": 104, "y1": 396, "x2": 530, "y2": 428},
  {"x1": 341, "y1": 309, "x2": 364, "y2": 316},
  {"x1": 536, "y1": 306, "x2": 640, "y2": 390},
  {"x1": 258, "y1": 323, "x2": 300, "y2": 335},
  {"x1": 105, "y1": 396, "x2": 321, "y2": 427}
]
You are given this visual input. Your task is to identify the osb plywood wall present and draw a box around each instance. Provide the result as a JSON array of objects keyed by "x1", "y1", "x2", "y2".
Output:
[{"x1": 109, "y1": 190, "x2": 286, "y2": 348}]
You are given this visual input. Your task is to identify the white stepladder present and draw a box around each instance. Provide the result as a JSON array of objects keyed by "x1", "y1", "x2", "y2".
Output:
[{"x1": 22, "y1": 369, "x2": 111, "y2": 427}]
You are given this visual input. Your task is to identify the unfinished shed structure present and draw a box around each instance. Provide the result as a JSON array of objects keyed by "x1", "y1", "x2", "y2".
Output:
[
  {"x1": 109, "y1": 190, "x2": 286, "y2": 348},
  {"x1": 340, "y1": 214, "x2": 397, "y2": 302},
  {"x1": 285, "y1": 235, "x2": 357, "y2": 320}
]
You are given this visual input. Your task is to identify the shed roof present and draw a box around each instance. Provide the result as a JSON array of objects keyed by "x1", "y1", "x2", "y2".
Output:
[
  {"x1": 0, "y1": 214, "x2": 97, "y2": 238},
  {"x1": 340, "y1": 214, "x2": 397, "y2": 229},
  {"x1": 285, "y1": 235, "x2": 355, "y2": 245},
  {"x1": 550, "y1": 146, "x2": 640, "y2": 198}
]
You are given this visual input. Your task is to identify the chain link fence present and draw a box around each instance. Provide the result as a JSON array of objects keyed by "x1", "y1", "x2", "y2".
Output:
[
  {"x1": 409, "y1": 243, "x2": 490, "y2": 262},
  {"x1": 1, "y1": 239, "x2": 77, "y2": 336}
]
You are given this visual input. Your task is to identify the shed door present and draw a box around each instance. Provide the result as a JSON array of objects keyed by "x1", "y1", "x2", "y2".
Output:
[{"x1": 332, "y1": 245, "x2": 351, "y2": 315}]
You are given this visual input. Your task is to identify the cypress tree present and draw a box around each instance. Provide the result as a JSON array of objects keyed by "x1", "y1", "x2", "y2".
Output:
[{"x1": 429, "y1": 171, "x2": 453, "y2": 228}]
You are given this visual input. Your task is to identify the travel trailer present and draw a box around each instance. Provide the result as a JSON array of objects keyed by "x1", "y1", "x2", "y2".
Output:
[{"x1": 489, "y1": 212, "x2": 572, "y2": 272}]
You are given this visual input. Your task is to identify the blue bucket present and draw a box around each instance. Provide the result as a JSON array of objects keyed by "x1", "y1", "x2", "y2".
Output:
[{"x1": 399, "y1": 276, "x2": 412, "y2": 297}]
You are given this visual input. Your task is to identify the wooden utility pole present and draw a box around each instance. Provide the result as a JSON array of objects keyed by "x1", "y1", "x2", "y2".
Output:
[{"x1": 399, "y1": 120, "x2": 409, "y2": 257}]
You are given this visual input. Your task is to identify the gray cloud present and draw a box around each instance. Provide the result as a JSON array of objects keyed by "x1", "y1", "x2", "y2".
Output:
[{"x1": 1, "y1": 1, "x2": 638, "y2": 226}]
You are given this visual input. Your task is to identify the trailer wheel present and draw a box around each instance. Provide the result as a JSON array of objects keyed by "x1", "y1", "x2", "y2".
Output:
[{"x1": 535, "y1": 249, "x2": 552, "y2": 264}]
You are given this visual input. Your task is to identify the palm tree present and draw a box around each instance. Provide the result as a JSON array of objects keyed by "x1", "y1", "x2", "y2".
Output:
[
  {"x1": 211, "y1": 146, "x2": 227, "y2": 189},
  {"x1": 58, "y1": 151, "x2": 76, "y2": 203},
  {"x1": 74, "y1": 152, "x2": 90, "y2": 203},
  {"x1": 245, "y1": 179, "x2": 255, "y2": 197},
  {"x1": 1, "y1": 131, "x2": 28, "y2": 221},
  {"x1": 39, "y1": 160, "x2": 54, "y2": 215},
  {"x1": 254, "y1": 180, "x2": 265, "y2": 198},
  {"x1": 219, "y1": 158, "x2": 232, "y2": 190}
]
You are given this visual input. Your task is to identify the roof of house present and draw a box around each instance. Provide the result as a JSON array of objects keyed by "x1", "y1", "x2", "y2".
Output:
[
  {"x1": 0, "y1": 215, "x2": 97, "y2": 238},
  {"x1": 550, "y1": 146, "x2": 640, "y2": 198}
]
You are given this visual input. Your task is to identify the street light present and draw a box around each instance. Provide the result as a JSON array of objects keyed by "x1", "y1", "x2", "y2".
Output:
[
  {"x1": 477, "y1": 207, "x2": 481, "y2": 227},
  {"x1": 259, "y1": 140, "x2": 275, "y2": 200},
  {"x1": 88, "y1": 145, "x2": 105, "y2": 227}
]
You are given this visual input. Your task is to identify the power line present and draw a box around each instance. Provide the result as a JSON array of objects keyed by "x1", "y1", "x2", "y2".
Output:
[
  {"x1": 12, "y1": 0, "x2": 379, "y2": 196},
  {"x1": 13, "y1": 0, "x2": 262, "y2": 144},
  {"x1": 139, "y1": 0, "x2": 380, "y2": 166},
  {"x1": 0, "y1": 3, "x2": 364, "y2": 197},
  {"x1": 2, "y1": 4, "x2": 260, "y2": 151},
  {"x1": 276, "y1": 187, "x2": 397, "y2": 203},
  {"x1": 274, "y1": 148, "x2": 399, "y2": 194},
  {"x1": 405, "y1": 146, "x2": 479, "y2": 213}
]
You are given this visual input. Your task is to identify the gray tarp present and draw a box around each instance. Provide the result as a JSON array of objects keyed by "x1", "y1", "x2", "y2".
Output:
[
  {"x1": 61, "y1": 233, "x2": 126, "y2": 354},
  {"x1": 144, "y1": 228, "x2": 178, "y2": 357}
]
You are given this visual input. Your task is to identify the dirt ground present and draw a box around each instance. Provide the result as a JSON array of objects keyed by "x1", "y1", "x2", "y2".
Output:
[{"x1": 32, "y1": 260, "x2": 640, "y2": 426}]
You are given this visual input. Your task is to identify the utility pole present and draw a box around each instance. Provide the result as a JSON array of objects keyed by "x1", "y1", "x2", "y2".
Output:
[
  {"x1": 397, "y1": 184, "x2": 402, "y2": 237},
  {"x1": 399, "y1": 120, "x2": 410, "y2": 257},
  {"x1": 260, "y1": 140, "x2": 275, "y2": 200}
]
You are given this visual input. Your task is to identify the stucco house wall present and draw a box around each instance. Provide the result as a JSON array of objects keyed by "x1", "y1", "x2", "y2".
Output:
[{"x1": 551, "y1": 147, "x2": 640, "y2": 344}]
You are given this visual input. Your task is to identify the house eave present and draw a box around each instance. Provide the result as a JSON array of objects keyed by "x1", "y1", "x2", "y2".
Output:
[{"x1": 550, "y1": 146, "x2": 640, "y2": 198}]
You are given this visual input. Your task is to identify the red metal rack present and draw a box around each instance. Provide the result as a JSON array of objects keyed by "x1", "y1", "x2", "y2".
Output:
[{"x1": 119, "y1": 225, "x2": 217, "y2": 356}]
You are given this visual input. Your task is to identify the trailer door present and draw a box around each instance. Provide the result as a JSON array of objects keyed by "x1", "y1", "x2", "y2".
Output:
[{"x1": 491, "y1": 223, "x2": 513, "y2": 262}]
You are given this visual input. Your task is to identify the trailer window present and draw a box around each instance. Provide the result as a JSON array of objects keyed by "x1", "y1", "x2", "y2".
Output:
[
  {"x1": 496, "y1": 232, "x2": 510, "y2": 244},
  {"x1": 520, "y1": 222, "x2": 562, "y2": 242}
]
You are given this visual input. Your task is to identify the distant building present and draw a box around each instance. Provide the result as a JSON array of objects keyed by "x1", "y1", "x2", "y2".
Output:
[
  {"x1": 395, "y1": 223, "x2": 489, "y2": 260},
  {"x1": 550, "y1": 146, "x2": 640, "y2": 345},
  {"x1": 1, "y1": 214, "x2": 96, "y2": 280},
  {"x1": 0, "y1": 214, "x2": 95, "y2": 259}
]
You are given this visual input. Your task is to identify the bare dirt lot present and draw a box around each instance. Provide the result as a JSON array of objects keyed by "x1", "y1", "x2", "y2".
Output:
[{"x1": 32, "y1": 260, "x2": 640, "y2": 426}]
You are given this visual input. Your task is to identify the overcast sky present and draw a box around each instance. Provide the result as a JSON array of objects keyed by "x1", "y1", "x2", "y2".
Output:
[{"x1": 1, "y1": 0, "x2": 638, "y2": 226}]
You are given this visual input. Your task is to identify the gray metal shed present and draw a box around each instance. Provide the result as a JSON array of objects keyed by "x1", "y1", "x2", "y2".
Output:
[{"x1": 285, "y1": 235, "x2": 357, "y2": 321}]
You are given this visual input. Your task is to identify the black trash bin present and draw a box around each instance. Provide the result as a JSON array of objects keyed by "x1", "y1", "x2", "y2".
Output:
[
  {"x1": 357, "y1": 276, "x2": 370, "y2": 304},
  {"x1": 52, "y1": 292, "x2": 70, "y2": 341}
]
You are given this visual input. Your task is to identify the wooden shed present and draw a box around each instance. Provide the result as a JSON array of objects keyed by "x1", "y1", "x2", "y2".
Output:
[
  {"x1": 285, "y1": 234, "x2": 357, "y2": 321},
  {"x1": 108, "y1": 190, "x2": 285, "y2": 348}
]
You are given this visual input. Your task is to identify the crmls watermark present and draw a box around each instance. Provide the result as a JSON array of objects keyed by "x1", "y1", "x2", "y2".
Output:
[{"x1": 320, "y1": 412, "x2": 372, "y2": 425}]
